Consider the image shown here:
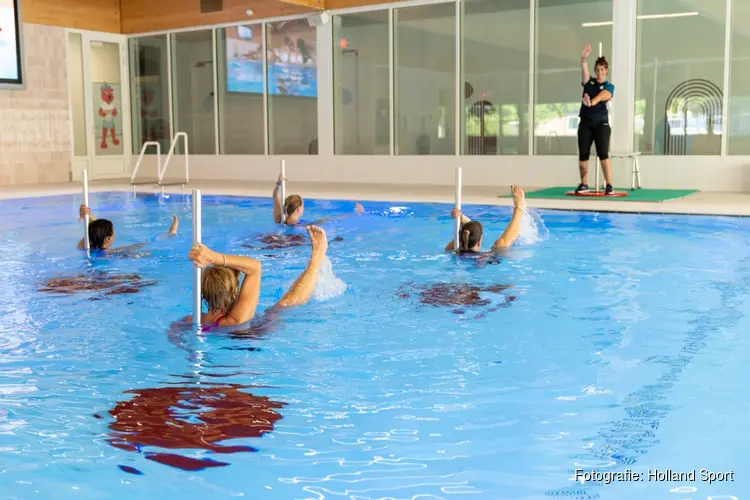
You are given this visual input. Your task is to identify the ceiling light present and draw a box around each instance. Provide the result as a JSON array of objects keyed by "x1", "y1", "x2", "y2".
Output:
[
  {"x1": 638, "y1": 12, "x2": 699, "y2": 20},
  {"x1": 246, "y1": 9, "x2": 254, "y2": 16},
  {"x1": 582, "y1": 12, "x2": 699, "y2": 27}
]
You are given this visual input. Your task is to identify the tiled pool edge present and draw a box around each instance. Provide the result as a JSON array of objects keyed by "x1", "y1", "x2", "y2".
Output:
[{"x1": 2, "y1": 181, "x2": 750, "y2": 217}]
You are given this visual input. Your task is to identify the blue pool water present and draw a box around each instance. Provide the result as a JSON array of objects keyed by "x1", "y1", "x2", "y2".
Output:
[{"x1": 0, "y1": 191, "x2": 748, "y2": 500}]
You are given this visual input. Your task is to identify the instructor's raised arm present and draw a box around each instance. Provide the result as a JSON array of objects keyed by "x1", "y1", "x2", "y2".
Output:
[{"x1": 581, "y1": 43, "x2": 591, "y2": 84}]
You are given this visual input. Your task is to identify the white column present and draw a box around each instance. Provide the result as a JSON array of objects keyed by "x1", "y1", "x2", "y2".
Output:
[
  {"x1": 610, "y1": 0, "x2": 637, "y2": 154},
  {"x1": 212, "y1": 28, "x2": 220, "y2": 155},
  {"x1": 721, "y1": 0, "x2": 732, "y2": 156},
  {"x1": 167, "y1": 34, "x2": 175, "y2": 141},
  {"x1": 262, "y1": 23, "x2": 270, "y2": 155},
  {"x1": 317, "y1": 20, "x2": 335, "y2": 157},
  {"x1": 528, "y1": 0, "x2": 536, "y2": 155},
  {"x1": 454, "y1": 0, "x2": 462, "y2": 156}
]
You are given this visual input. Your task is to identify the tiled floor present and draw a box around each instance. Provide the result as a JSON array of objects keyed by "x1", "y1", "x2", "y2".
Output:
[{"x1": 2, "y1": 180, "x2": 750, "y2": 216}]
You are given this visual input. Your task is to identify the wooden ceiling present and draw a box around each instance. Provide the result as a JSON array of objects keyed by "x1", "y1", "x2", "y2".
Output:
[
  {"x1": 120, "y1": 0, "x2": 323, "y2": 34},
  {"x1": 23, "y1": 0, "x2": 121, "y2": 33},
  {"x1": 21, "y1": 0, "x2": 337, "y2": 34},
  {"x1": 326, "y1": 0, "x2": 392, "y2": 8}
]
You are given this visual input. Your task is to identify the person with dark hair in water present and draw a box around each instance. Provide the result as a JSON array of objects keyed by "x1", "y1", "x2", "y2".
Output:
[
  {"x1": 576, "y1": 43, "x2": 615, "y2": 195},
  {"x1": 77, "y1": 204, "x2": 178, "y2": 253},
  {"x1": 444, "y1": 185, "x2": 526, "y2": 253}
]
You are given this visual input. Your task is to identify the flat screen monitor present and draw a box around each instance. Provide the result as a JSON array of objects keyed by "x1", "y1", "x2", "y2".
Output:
[
  {"x1": 226, "y1": 20, "x2": 317, "y2": 98},
  {"x1": 0, "y1": 0, "x2": 23, "y2": 89}
]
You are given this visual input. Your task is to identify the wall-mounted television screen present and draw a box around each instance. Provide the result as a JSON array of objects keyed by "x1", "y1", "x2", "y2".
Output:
[
  {"x1": 0, "y1": 0, "x2": 23, "y2": 88},
  {"x1": 226, "y1": 19, "x2": 317, "y2": 98}
]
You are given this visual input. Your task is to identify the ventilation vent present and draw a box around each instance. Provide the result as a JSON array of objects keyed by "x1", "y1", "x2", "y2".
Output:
[{"x1": 200, "y1": 0, "x2": 223, "y2": 13}]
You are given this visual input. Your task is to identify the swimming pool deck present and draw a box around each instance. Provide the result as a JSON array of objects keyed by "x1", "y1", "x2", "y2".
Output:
[{"x1": 2, "y1": 180, "x2": 750, "y2": 216}]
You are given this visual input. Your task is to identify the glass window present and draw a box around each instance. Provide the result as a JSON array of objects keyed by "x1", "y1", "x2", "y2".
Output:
[
  {"x1": 635, "y1": 0, "x2": 725, "y2": 156},
  {"x1": 728, "y1": 0, "x2": 750, "y2": 154},
  {"x1": 171, "y1": 30, "x2": 216, "y2": 155},
  {"x1": 462, "y1": 0, "x2": 530, "y2": 155},
  {"x1": 395, "y1": 3, "x2": 456, "y2": 155},
  {"x1": 68, "y1": 33, "x2": 87, "y2": 157},
  {"x1": 534, "y1": 0, "x2": 612, "y2": 155},
  {"x1": 266, "y1": 19, "x2": 318, "y2": 155},
  {"x1": 217, "y1": 25, "x2": 265, "y2": 155},
  {"x1": 129, "y1": 35, "x2": 171, "y2": 154},
  {"x1": 333, "y1": 12, "x2": 390, "y2": 155}
]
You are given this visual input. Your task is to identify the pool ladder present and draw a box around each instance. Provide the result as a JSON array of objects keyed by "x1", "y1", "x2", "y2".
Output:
[{"x1": 130, "y1": 132, "x2": 190, "y2": 195}]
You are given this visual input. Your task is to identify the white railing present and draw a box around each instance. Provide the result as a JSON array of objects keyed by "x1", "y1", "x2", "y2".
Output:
[
  {"x1": 160, "y1": 132, "x2": 189, "y2": 187},
  {"x1": 130, "y1": 141, "x2": 162, "y2": 190}
]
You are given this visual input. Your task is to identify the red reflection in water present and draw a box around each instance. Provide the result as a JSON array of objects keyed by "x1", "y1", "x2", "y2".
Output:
[
  {"x1": 39, "y1": 271, "x2": 157, "y2": 297},
  {"x1": 106, "y1": 385, "x2": 285, "y2": 471},
  {"x1": 396, "y1": 282, "x2": 516, "y2": 317},
  {"x1": 397, "y1": 282, "x2": 512, "y2": 307},
  {"x1": 243, "y1": 234, "x2": 344, "y2": 250}
]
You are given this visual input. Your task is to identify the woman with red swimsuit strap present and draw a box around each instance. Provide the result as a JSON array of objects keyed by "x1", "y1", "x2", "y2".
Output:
[{"x1": 183, "y1": 225, "x2": 330, "y2": 329}]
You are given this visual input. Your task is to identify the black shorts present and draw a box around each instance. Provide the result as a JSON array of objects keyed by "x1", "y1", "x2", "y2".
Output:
[{"x1": 578, "y1": 118, "x2": 610, "y2": 162}]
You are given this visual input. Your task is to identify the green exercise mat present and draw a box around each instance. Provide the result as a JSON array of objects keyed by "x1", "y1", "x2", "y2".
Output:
[{"x1": 501, "y1": 187, "x2": 698, "y2": 202}]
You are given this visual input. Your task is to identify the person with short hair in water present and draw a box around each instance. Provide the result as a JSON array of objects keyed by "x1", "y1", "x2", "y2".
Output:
[
  {"x1": 576, "y1": 43, "x2": 615, "y2": 195},
  {"x1": 444, "y1": 185, "x2": 526, "y2": 253},
  {"x1": 272, "y1": 174, "x2": 363, "y2": 225},
  {"x1": 77, "y1": 204, "x2": 178, "y2": 253},
  {"x1": 185, "y1": 225, "x2": 329, "y2": 328}
]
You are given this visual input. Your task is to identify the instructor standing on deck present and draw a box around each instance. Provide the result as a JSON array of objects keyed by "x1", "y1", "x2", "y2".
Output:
[{"x1": 576, "y1": 43, "x2": 615, "y2": 195}]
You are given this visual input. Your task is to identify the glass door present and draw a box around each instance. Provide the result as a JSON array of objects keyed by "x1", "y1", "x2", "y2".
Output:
[{"x1": 82, "y1": 33, "x2": 131, "y2": 180}]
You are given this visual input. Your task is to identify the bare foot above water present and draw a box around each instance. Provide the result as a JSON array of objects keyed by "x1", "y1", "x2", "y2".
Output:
[
  {"x1": 511, "y1": 185, "x2": 526, "y2": 210},
  {"x1": 306, "y1": 225, "x2": 328, "y2": 258}
]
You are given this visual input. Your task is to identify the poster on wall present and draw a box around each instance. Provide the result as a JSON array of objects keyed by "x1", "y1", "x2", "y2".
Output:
[
  {"x1": 225, "y1": 25, "x2": 264, "y2": 94},
  {"x1": 226, "y1": 20, "x2": 317, "y2": 97},
  {"x1": 93, "y1": 82, "x2": 124, "y2": 155},
  {"x1": 0, "y1": 0, "x2": 23, "y2": 87}
]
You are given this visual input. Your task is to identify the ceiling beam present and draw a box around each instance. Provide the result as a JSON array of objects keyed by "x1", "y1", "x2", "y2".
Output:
[
  {"x1": 120, "y1": 0, "x2": 319, "y2": 34},
  {"x1": 277, "y1": 0, "x2": 325, "y2": 10}
]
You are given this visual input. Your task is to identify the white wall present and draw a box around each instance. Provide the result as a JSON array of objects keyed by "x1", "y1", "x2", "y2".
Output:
[
  {"x1": 142, "y1": 153, "x2": 750, "y2": 193},
  {"x1": 68, "y1": 33, "x2": 87, "y2": 157}
]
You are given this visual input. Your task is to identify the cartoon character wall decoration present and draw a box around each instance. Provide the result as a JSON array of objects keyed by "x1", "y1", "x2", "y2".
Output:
[{"x1": 98, "y1": 84, "x2": 120, "y2": 149}]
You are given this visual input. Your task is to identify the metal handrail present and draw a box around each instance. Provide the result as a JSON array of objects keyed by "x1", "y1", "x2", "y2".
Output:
[
  {"x1": 159, "y1": 132, "x2": 189, "y2": 186},
  {"x1": 130, "y1": 141, "x2": 162, "y2": 188}
]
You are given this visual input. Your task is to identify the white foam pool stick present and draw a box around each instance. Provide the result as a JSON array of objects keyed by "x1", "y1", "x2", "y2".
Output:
[
  {"x1": 192, "y1": 189, "x2": 202, "y2": 329},
  {"x1": 280, "y1": 159, "x2": 286, "y2": 224},
  {"x1": 82, "y1": 168, "x2": 90, "y2": 252},
  {"x1": 454, "y1": 167, "x2": 462, "y2": 251}
]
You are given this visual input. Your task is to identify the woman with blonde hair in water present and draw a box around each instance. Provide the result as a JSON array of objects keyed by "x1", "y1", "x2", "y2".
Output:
[{"x1": 184, "y1": 225, "x2": 329, "y2": 329}]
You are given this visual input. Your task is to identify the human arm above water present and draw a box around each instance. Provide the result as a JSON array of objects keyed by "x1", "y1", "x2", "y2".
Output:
[
  {"x1": 445, "y1": 207, "x2": 471, "y2": 251},
  {"x1": 491, "y1": 185, "x2": 526, "y2": 249},
  {"x1": 188, "y1": 244, "x2": 262, "y2": 326},
  {"x1": 77, "y1": 204, "x2": 96, "y2": 249},
  {"x1": 273, "y1": 174, "x2": 285, "y2": 224},
  {"x1": 78, "y1": 204, "x2": 178, "y2": 251},
  {"x1": 309, "y1": 202, "x2": 365, "y2": 225}
]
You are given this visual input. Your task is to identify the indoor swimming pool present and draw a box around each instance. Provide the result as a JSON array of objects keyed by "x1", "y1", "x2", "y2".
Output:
[{"x1": 0, "y1": 191, "x2": 747, "y2": 500}]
